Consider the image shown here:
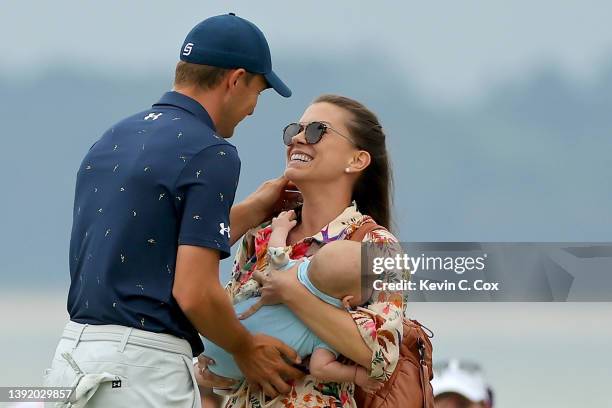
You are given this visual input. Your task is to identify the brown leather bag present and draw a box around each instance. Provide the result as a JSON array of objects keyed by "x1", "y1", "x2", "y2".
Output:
[{"x1": 349, "y1": 222, "x2": 435, "y2": 408}]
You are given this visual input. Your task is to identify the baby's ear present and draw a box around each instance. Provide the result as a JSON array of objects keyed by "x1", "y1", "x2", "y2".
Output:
[{"x1": 341, "y1": 295, "x2": 354, "y2": 310}]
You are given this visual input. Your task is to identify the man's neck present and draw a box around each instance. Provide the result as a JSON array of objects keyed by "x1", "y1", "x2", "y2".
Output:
[{"x1": 173, "y1": 86, "x2": 222, "y2": 130}]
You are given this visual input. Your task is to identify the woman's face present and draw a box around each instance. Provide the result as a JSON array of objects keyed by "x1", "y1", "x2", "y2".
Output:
[{"x1": 284, "y1": 102, "x2": 357, "y2": 185}]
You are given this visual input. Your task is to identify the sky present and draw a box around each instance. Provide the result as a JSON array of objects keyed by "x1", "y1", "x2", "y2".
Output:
[{"x1": 2, "y1": 0, "x2": 612, "y2": 103}]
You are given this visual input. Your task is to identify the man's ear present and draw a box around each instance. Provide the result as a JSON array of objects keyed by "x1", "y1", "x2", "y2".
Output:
[
  {"x1": 350, "y1": 150, "x2": 371, "y2": 173},
  {"x1": 226, "y1": 68, "x2": 247, "y2": 92}
]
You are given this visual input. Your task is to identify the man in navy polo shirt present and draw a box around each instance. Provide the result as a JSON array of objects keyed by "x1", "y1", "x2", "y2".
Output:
[{"x1": 44, "y1": 14, "x2": 303, "y2": 407}]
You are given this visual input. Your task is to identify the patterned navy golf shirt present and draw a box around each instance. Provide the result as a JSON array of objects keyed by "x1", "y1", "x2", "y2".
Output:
[{"x1": 67, "y1": 91, "x2": 240, "y2": 356}]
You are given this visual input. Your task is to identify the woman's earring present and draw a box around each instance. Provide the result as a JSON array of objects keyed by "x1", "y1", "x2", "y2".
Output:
[{"x1": 345, "y1": 167, "x2": 351, "y2": 173}]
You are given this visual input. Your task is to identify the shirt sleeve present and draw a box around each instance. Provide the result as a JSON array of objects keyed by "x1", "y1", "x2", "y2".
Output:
[
  {"x1": 224, "y1": 223, "x2": 268, "y2": 304},
  {"x1": 175, "y1": 144, "x2": 240, "y2": 259},
  {"x1": 350, "y1": 228, "x2": 408, "y2": 381}
]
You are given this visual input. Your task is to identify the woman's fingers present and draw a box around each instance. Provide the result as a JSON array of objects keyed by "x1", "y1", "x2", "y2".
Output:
[
  {"x1": 238, "y1": 300, "x2": 263, "y2": 320},
  {"x1": 363, "y1": 379, "x2": 384, "y2": 393},
  {"x1": 251, "y1": 270, "x2": 266, "y2": 285},
  {"x1": 363, "y1": 386, "x2": 377, "y2": 394},
  {"x1": 255, "y1": 264, "x2": 300, "y2": 307}
]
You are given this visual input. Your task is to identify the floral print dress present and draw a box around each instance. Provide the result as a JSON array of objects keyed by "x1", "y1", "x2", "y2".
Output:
[{"x1": 223, "y1": 202, "x2": 408, "y2": 408}]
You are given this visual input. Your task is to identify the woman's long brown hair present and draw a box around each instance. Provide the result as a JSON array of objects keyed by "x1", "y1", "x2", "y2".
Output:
[{"x1": 314, "y1": 94, "x2": 393, "y2": 230}]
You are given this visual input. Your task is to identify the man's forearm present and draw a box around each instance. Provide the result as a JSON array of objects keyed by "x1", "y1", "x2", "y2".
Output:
[
  {"x1": 285, "y1": 285, "x2": 372, "y2": 367},
  {"x1": 229, "y1": 200, "x2": 265, "y2": 246},
  {"x1": 182, "y1": 281, "x2": 251, "y2": 354}
]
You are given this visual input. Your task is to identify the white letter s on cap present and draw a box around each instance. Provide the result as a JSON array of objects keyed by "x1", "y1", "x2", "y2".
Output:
[{"x1": 182, "y1": 43, "x2": 194, "y2": 56}]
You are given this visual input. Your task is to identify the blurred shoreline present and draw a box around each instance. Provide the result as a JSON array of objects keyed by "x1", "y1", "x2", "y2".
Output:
[{"x1": 1, "y1": 291, "x2": 611, "y2": 407}]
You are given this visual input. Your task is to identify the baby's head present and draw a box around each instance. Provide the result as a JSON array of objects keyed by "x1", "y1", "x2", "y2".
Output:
[{"x1": 307, "y1": 240, "x2": 371, "y2": 308}]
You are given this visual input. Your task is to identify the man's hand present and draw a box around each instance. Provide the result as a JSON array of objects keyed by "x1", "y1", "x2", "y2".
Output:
[
  {"x1": 233, "y1": 334, "x2": 304, "y2": 398},
  {"x1": 246, "y1": 176, "x2": 302, "y2": 223},
  {"x1": 230, "y1": 176, "x2": 301, "y2": 245}
]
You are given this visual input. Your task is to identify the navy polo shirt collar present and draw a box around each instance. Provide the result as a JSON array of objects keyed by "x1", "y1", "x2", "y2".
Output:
[{"x1": 153, "y1": 91, "x2": 217, "y2": 131}]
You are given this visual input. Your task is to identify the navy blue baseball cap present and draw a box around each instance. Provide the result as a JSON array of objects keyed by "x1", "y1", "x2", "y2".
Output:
[{"x1": 180, "y1": 13, "x2": 291, "y2": 97}]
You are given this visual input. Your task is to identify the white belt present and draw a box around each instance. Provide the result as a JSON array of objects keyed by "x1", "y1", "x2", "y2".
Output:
[{"x1": 63, "y1": 320, "x2": 192, "y2": 356}]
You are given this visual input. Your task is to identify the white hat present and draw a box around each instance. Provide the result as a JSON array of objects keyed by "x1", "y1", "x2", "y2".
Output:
[{"x1": 431, "y1": 359, "x2": 488, "y2": 402}]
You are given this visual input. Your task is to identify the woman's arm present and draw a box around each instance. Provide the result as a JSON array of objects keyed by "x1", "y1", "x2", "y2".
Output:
[
  {"x1": 284, "y1": 276, "x2": 373, "y2": 367},
  {"x1": 238, "y1": 265, "x2": 372, "y2": 367}
]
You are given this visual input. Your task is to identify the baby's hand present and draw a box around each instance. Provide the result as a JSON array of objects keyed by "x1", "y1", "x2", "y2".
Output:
[
  {"x1": 355, "y1": 367, "x2": 384, "y2": 394},
  {"x1": 271, "y1": 210, "x2": 297, "y2": 232}
]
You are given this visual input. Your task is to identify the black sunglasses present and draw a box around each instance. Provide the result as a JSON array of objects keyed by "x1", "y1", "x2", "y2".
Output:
[{"x1": 282, "y1": 121, "x2": 354, "y2": 146}]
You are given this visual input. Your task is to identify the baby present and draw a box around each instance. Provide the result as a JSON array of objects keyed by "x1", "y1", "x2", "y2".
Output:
[{"x1": 202, "y1": 210, "x2": 381, "y2": 393}]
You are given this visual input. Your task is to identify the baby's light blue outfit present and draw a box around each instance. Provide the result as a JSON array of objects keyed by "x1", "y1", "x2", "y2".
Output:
[{"x1": 202, "y1": 259, "x2": 342, "y2": 380}]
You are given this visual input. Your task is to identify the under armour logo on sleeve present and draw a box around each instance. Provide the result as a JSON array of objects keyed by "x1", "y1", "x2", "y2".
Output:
[{"x1": 219, "y1": 223, "x2": 230, "y2": 238}]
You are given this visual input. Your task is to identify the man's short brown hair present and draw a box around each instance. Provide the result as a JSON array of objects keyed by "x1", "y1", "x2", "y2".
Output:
[{"x1": 174, "y1": 61, "x2": 256, "y2": 90}]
